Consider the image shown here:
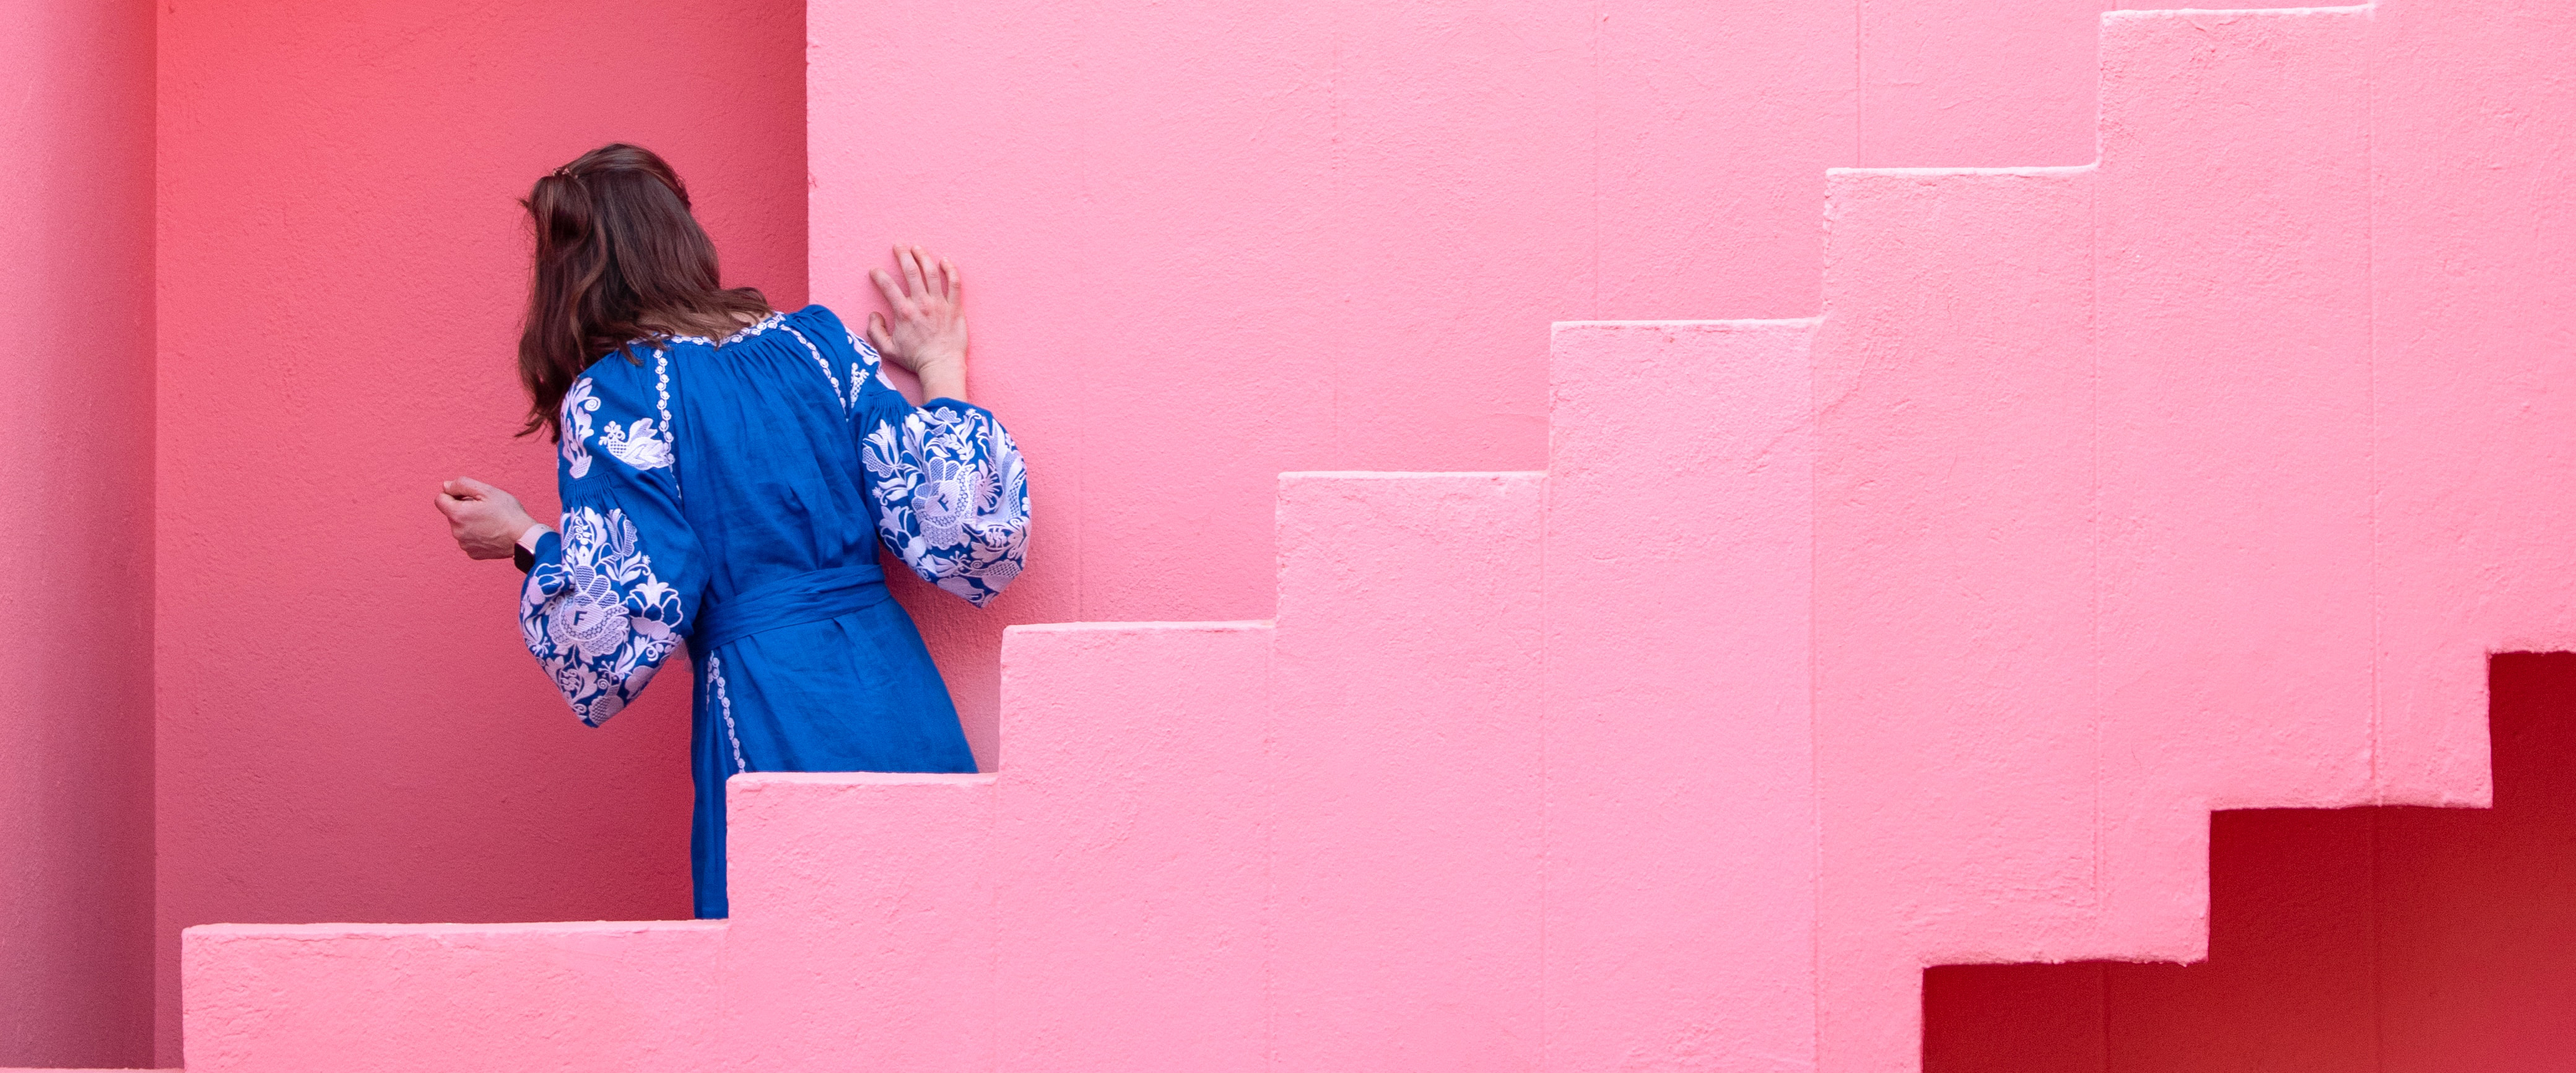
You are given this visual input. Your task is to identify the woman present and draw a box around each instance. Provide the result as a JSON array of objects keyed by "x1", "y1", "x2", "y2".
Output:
[{"x1": 434, "y1": 144, "x2": 1027, "y2": 918}]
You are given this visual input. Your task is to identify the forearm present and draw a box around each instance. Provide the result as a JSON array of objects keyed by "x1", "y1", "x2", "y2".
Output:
[{"x1": 916, "y1": 359, "x2": 968, "y2": 404}]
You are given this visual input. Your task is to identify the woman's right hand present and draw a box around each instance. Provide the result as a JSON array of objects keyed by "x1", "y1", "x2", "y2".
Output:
[
  {"x1": 866, "y1": 245, "x2": 970, "y2": 403},
  {"x1": 435, "y1": 476, "x2": 543, "y2": 560}
]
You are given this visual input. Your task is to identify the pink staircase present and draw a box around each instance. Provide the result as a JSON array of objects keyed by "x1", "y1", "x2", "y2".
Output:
[
  {"x1": 174, "y1": 1, "x2": 2576, "y2": 1071},
  {"x1": 186, "y1": 318, "x2": 1819, "y2": 1071}
]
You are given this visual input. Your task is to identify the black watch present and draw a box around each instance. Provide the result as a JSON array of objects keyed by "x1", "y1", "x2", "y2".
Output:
[{"x1": 513, "y1": 541, "x2": 535, "y2": 574}]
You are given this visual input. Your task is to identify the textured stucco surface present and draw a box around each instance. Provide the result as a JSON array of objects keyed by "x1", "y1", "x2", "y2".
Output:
[
  {"x1": 46, "y1": 0, "x2": 2574, "y2": 1069},
  {"x1": 136, "y1": 0, "x2": 2131, "y2": 1062},
  {"x1": 803, "y1": 0, "x2": 2178, "y2": 767},
  {"x1": 1813, "y1": 4, "x2": 2576, "y2": 1060},
  {"x1": 141, "y1": 0, "x2": 2122, "y2": 1060},
  {"x1": 1817, "y1": 4, "x2": 2576, "y2": 1069},
  {"x1": 131, "y1": 2, "x2": 2150, "y2": 1056},
  {"x1": 1926, "y1": 654, "x2": 2576, "y2": 1071},
  {"x1": 0, "y1": 0, "x2": 157, "y2": 1066},
  {"x1": 175, "y1": 2, "x2": 2576, "y2": 1071},
  {"x1": 150, "y1": 1, "x2": 804, "y2": 1063},
  {"x1": 183, "y1": 324, "x2": 1821, "y2": 1069}
]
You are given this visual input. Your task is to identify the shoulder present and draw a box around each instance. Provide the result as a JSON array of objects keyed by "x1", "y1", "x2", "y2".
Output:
[
  {"x1": 570, "y1": 345, "x2": 664, "y2": 410},
  {"x1": 783, "y1": 304, "x2": 892, "y2": 373},
  {"x1": 559, "y1": 346, "x2": 679, "y2": 480},
  {"x1": 780, "y1": 304, "x2": 869, "y2": 358},
  {"x1": 783, "y1": 303, "x2": 848, "y2": 336}
]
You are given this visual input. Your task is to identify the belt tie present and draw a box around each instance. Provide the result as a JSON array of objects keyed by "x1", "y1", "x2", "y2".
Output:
[{"x1": 689, "y1": 562, "x2": 889, "y2": 657}]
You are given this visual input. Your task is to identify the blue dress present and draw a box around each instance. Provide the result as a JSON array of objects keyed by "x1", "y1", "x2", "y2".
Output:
[{"x1": 514, "y1": 305, "x2": 1027, "y2": 918}]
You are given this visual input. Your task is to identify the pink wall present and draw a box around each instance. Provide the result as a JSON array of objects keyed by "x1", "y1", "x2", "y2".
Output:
[
  {"x1": 0, "y1": 0, "x2": 157, "y2": 1066},
  {"x1": 1815, "y1": 2, "x2": 2576, "y2": 1066},
  {"x1": 142, "y1": 0, "x2": 2131, "y2": 1038},
  {"x1": 807, "y1": 0, "x2": 2156, "y2": 765},
  {"x1": 130, "y1": 1, "x2": 2576, "y2": 1071},
  {"x1": 178, "y1": 318, "x2": 1824, "y2": 1073},
  {"x1": 152, "y1": 1, "x2": 803, "y2": 1063}
]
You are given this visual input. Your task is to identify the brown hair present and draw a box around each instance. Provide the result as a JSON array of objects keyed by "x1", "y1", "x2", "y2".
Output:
[{"x1": 517, "y1": 143, "x2": 772, "y2": 440}]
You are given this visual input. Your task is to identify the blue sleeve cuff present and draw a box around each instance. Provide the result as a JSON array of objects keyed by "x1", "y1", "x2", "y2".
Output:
[{"x1": 518, "y1": 529, "x2": 562, "y2": 573}]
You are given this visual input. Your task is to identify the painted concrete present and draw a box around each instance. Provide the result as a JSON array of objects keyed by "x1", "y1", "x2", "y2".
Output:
[
  {"x1": 182, "y1": 321, "x2": 1821, "y2": 1071},
  {"x1": 170, "y1": 1, "x2": 2576, "y2": 1071},
  {"x1": 133, "y1": 0, "x2": 2144, "y2": 1059},
  {"x1": 0, "y1": 0, "x2": 157, "y2": 1066},
  {"x1": 150, "y1": 1, "x2": 804, "y2": 1062},
  {"x1": 1542, "y1": 320, "x2": 1817, "y2": 1071},
  {"x1": 1817, "y1": 4, "x2": 2576, "y2": 1067},
  {"x1": 804, "y1": 0, "x2": 2162, "y2": 767},
  {"x1": 5, "y1": 0, "x2": 2552, "y2": 1069},
  {"x1": 1926, "y1": 654, "x2": 2576, "y2": 1072}
]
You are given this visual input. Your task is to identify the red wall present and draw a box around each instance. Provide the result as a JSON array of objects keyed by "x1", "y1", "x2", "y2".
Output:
[
  {"x1": 0, "y1": 0, "x2": 157, "y2": 1066},
  {"x1": 153, "y1": 1, "x2": 803, "y2": 1062},
  {"x1": 1927, "y1": 653, "x2": 2576, "y2": 1072}
]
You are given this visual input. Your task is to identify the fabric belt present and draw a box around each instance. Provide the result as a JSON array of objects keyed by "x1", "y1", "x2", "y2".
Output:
[{"x1": 689, "y1": 562, "x2": 890, "y2": 656}]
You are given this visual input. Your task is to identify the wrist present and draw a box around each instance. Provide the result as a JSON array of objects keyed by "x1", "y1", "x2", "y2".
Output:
[
  {"x1": 512, "y1": 520, "x2": 551, "y2": 574},
  {"x1": 915, "y1": 359, "x2": 968, "y2": 402}
]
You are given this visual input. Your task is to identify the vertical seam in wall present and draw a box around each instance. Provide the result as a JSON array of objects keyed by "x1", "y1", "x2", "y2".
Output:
[
  {"x1": 1066, "y1": 0, "x2": 1102, "y2": 627},
  {"x1": 1853, "y1": 0, "x2": 1866, "y2": 167},
  {"x1": 2364, "y1": 2, "x2": 2383, "y2": 808},
  {"x1": 2364, "y1": 12, "x2": 2385, "y2": 1066},
  {"x1": 1590, "y1": 0, "x2": 1601, "y2": 316},
  {"x1": 1327, "y1": 11, "x2": 1344, "y2": 467},
  {"x1": 988, "y1": 764, "x2": 1000, "y2": 1073},
  {"x1": 1074, "y1": 287, "x2": 1089, "y2": 624},
  {"x1": 145, "y1": 0, "x2": 165, "y2": 1056},
  {"x1": 1262, "y1": 625, "x2": 1279, "y2": 1073},
  {"x1": 1818, "y1": 13, "x2": 1852, "y2": 1052},
  {"x1": 1808, "y1": 323, "x2": 1825, "y2": 1072},
  {"x1": 1538, "y1": 444, "x2": 1554, "y2": 1066},
  {"x1": 151, "y1": 0, "x2": 175, "y2": 1058},
  {"x1": 2089, "y1": 111, "x2": 2106, "y2": 919},
  {"x1": 1074, "y1": 6, "x2": 1094, "y2": 623}
]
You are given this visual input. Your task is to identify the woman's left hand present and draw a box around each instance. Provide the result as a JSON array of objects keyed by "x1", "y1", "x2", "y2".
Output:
[
  {"x1": 436, "y1": 476, "x2": 542, "y2": 560},
  {"x1": 866, "y1": 244, "x2": 970, "y2": 402}
]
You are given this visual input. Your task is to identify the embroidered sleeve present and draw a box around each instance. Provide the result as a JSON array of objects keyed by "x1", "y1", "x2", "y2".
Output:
[
  {"x1": 520, "y1": 355, "x2": 703, "y2": 725},
  {"x1": 842, "y1": 330, "x2": 1030, "y2": 607}
]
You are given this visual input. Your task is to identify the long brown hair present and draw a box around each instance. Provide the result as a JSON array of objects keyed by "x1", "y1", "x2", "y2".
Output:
[{"x1": 517, "y1": 143, "x2": 771, "y2": 440}]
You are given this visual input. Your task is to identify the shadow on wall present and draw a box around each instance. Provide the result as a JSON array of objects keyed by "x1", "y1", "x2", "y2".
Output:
[{"x1": 1924, "y1": 652, "x2": 2576, "y2": 1072}]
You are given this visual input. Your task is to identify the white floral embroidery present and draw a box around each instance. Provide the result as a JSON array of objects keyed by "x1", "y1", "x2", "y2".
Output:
[
  {"x1": 655, "y1": 311, "x2": 787, "y2": 349},
  {"x1": 655, "y1": 350, "x2": 681, "y2": 500},
  {"x1": 520, "y1": 505, "x2": 685, "y2": 726},
  {"x1": 707, "y1": 653, "x2": 750, "y2": 775},
  {"x1": 851, "y1": 332, "x2": 902, "y2": 392},
  {"x1": 561, "y1": 378, "x2": 601, "y2": 479},
  {"x1": 861, "y1": 402, "x2": 1030, "y2": 607},
  {"x1": 720, "y1": 312, "x2": 786, "y2": 345},
  {"x1": 561, "y1": 360, "x2": 675, "y2": 474},
  {"x1": 782, "y1": 326, "x2": 843, "y2": 411},
  {"x1": 597, "y1": 417, "x2": 673, "y2": 471},
  {"x1": 658, "y1": 350, "x2": 677, "y2": 435}
]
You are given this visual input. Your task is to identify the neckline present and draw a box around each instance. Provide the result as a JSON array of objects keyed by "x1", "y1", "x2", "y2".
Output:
[{"x1": 636, "y1": 309, "x2": 792, "y2": 349}]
